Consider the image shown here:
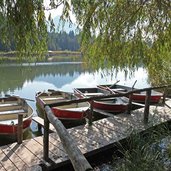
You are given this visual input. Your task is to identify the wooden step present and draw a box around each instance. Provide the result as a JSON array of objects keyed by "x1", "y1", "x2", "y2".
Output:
[{"x1": 32, "y1": 116, "x2": 55, "y2": 132}]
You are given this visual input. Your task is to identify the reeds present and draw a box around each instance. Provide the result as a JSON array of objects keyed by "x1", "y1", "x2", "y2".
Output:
[{"x1": 113, "y1": 124, "x2": 171, "y2": 171}]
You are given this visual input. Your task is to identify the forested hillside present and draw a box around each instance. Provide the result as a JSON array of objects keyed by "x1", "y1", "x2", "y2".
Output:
[
  {"x1": 0, "y1": 30, "x2": 80, "y2": 51},
  {"x1": 48, "y1": 31, "x2": 80, "y2": 51}
]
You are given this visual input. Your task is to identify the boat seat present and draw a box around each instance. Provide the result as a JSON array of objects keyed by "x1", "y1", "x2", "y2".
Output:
[
  {"x1": 111, "y1": 88, "x2": 126, "y2": 92},
  {"x1": 0, "y1": 103, "x2": 22, "y2": 112},
  {"x1": 84, "y1": 93, "x2": 104, "y2": 96},
  {"x1": 0, "y1": 103, "x2": 19, "y2": 107},
  {"x1": 0, "y1": 119, "x2": 19, "y2": 125},
  {"x1": 0, "y1": 109, "x2": 25, "y2": 115},
  {"x1": 65, "y1": 107, "x2": 89, "y2": 112},
  {"x1": 42, "y1": 97, "x2": 65, "y2": 101}
]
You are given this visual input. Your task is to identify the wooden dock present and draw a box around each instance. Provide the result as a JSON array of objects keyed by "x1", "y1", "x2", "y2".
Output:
[{"x1": 1, "y1": 99, "x2": 171, "y2": 171}]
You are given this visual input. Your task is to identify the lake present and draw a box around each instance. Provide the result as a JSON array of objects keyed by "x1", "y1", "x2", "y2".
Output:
[{"x1": 0, "y1": 61, "x2": 149, "y2": 145}]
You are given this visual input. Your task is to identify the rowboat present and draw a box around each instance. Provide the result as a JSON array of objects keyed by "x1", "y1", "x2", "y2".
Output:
[
  {"x1": 0, "y1": 96, "x2": 33, "y2": 138},
  {"x1": 98, "y1": 83, "x2": 163, "y2": 104},
  {"x1": 36, "y1": 90, "x2": 90, "y2": 121},
  {"x1": 74, "y1": 87, "x2": 128, "y2": 113}
]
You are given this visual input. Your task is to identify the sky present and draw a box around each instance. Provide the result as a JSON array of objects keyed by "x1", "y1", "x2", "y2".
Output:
[
  {"x1": 44, "y1": 0, "x2": 76, "y2": 22},
  {"x1": 44, "y1": 0, "x2": 63, "y2": 18}
]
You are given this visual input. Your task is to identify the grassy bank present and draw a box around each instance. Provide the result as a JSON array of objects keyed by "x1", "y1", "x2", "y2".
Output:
[{"x1": 112, "y1": 124, "x2": 171, "y2": 171}]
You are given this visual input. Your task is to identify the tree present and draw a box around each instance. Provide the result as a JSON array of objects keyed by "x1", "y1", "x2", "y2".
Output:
[
  {"x1": 1, "y1": 0, "x2": 171, "y2": 78},
  {"x1": 71, "y1": 1, "x2": 171, "y2": 68},
  {"x1": 0, "y1": 0, "x2": 47, "y2": 61}
]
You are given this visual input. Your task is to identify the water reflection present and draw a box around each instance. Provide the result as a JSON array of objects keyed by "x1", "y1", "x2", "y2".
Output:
[
  {"x1": 0, "y1": 62, "x2": 150, "y2": 109},
  {"x1": 0, "y1": 62, "x2": 148, "y2": 91}
]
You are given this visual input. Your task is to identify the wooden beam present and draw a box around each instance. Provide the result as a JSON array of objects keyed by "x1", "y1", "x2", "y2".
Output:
[
  {"x1": 32, "y1": 116, "x2": 55, "y2": 132},
  {"x1": 17, "y1": 114, "x2": 23, "y2": 144},
  {"x1": 45, "y1": 106, "x2": 93, "y2": 171},
  {"x1": 127, "y1": 93, "x2": 133, "y2": 114},
  {"x1": 144, "y1": 90, "x2": 151, "y2": 124},
  {"x1": 88, "y1": 101, "x2": 93, "y2": 126},
  {"x1": 43, "y1": 112, "x2": 50, "y2": 161},
  {"x1": 162, "y1": 88, "x2": 166, "y2": 104}
]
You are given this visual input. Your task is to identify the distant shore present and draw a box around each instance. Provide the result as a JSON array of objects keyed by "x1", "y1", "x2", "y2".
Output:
[{"x1": 0, "y1": 51, "x2": 82, "y2": 63}]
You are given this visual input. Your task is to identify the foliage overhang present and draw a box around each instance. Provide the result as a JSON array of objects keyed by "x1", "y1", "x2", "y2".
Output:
[{"x1": 0, "y1": 0, "x2": 171, "y2": 75}]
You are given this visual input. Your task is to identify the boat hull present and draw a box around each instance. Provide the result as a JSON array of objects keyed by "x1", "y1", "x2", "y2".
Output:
[
  {"x1": 93, "y1": 100, "x2": 128, "y2": 113},
  {"x1": 99, "y1": 84, "x2": 163, "y2": 104},
  {"x1": 74, "y1": 88, "x2": 128, "y2": 114},
  {"x1": 131, "y1": 93, "x2": 162, "y2": 103},
  {"x1": 36, "y1": 90, "x2": 90, "y2": 121},
  {"x1": 0, "y1": 118, "x2": 32, "y2": 136}
]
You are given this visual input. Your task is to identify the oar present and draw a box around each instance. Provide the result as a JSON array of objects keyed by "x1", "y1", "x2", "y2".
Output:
[
  {"x1": 132, "y1": 80, "x2": 137, "y2": 90},
  {"x1": 74, "y1": 89, "x2": 87, "y2": 98},
  {"x1": 5, "y1": 94, "x2": 35, "y2": 102},
  {"x1": 97, "y1": 84, "x2": 115, "y2": 94},
  {"x1": 109, "y1": 80, "x2": 120, "y2": 88},
  {"x1": 105, "y1": 86, "x2": 116, "y2": 94},
  {"x1": 97, "y1": 80, "x2": 120, "y2": 90}
]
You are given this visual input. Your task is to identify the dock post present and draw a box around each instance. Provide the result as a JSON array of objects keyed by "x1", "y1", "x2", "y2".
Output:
[
  {"x1": 88, "y1": 100, "x2": 93, "y2": 126},
  {"x1": 162, "y1": 88, "x2": 166, "y2": 104},
  {"x1": 38, "y1": 124, "x2": 42, "y2": 131},
  {"x1": 144, "y1": 89, "x2": 151, "y2": 124},
  {"x1": 127, "y1": 93, "x2": 132, "y2": 114},
  {"x1": 43, "y1": 110, "x2": 50, "y2": 161},
  {"x1": 17, "y1": 114, "x2": 23, "y2": 144}
]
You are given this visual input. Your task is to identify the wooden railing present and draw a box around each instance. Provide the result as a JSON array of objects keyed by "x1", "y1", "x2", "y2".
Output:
[
  {"x1": 44, "y1": 106, "x2": 93, "y2": 171},
  {"x1": 42, "y1": 85, "x2": 171, "y2": 170}
]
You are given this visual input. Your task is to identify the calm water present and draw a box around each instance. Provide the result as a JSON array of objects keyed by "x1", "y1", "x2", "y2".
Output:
[
  {"x1": 0, "y1": 61, "x2": 149, "y2": 145},
  {"x1": 0, "y1": 62, "x2": 149, "y2": 109}
]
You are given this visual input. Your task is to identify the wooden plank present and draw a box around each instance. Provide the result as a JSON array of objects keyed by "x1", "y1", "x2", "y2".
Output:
[
  {"x1": 95, "y1": 114, "x2": 145, "y2": 134},
  {"x1": 1, "y1": 145, "x2": 28, "y2": 171},
  {"x1": 6, "y1": 142, "x2": 40, "y2": 167},
  {"x1": 51, "y1": 131, "x2": 96, "y2": 154},
  {"x1": 68, "y1": 125, "x2": 116, "y2": 150},
  {"x1": 0, "y1": 162, "x2": 6, "y2": 171},
  {"x1": 49, "y1": 128, "x2": 104, "y2": 158},
  {"x1": 22, "y1": 139, "x2": 44, "y2": 160},
  {"x1": 71, "y1": 125, "x2": 112, "y2": 144},
  {"x1": 92, "y1": 122, "x2": 124, "y2": 141},
  {"x1": 0, "y1": 147, "x2": 18, "y2": 171},
  {"x1": 34, "y1": 136, "x2": 69, "y2": 164},
  {"x1": 32, "y1": 116, "x2": 55, "y2": 132},
  {"x1": 22, "y1": 137, "x2": 66, "y2": 167},
  {"x1": 147, "y1": 105, "x2": 171, "y2": 122}
]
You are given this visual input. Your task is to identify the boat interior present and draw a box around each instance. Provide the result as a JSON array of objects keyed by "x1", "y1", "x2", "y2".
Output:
[{"x1": 0, "y1": 97, "x2": 32, "y2": 124}]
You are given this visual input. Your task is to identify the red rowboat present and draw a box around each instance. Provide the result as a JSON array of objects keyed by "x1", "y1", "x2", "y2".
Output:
[
  {"x1": 0, "y1": 96, "x2": 33, "y2": 138},
  {"x1": 36, "y1": 90, "x2": 90, "y2": 121},
  {"x1": 74, "y1": 87, "x2": 128, "y2": 113},
  {"x1": 98, "y1": 83, "x2": 163, "y2": 104}
]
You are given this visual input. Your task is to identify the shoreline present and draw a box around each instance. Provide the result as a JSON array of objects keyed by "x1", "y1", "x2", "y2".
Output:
[{"x1": 0, "y1": 50, "x2": 82, "y2": 63}]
